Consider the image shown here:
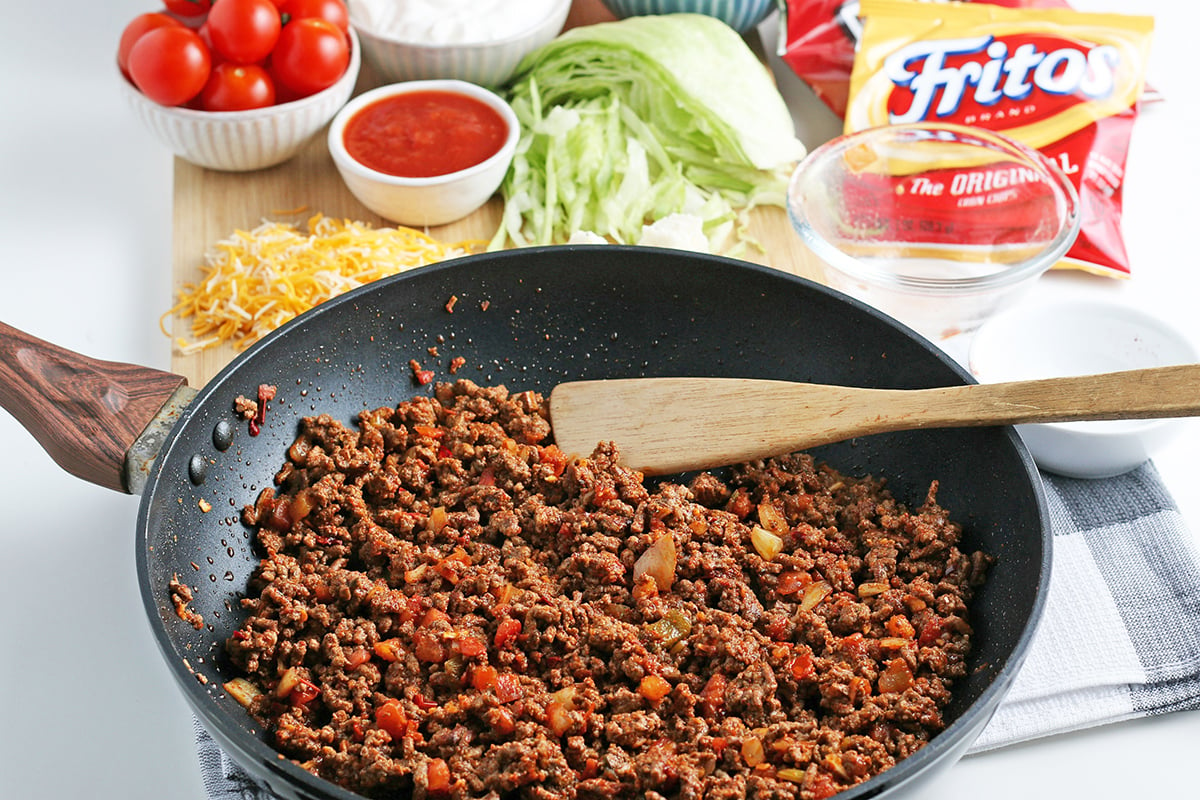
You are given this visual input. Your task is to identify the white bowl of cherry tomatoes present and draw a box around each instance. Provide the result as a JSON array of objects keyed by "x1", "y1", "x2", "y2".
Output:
[{"x1": 118, "y1": 0, "x2": 360, "y2": 172}]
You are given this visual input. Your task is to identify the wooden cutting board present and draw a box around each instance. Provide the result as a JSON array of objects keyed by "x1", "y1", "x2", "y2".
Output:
[{"x1": 168, "y1": 16, "x2": 820, "y2": 388}]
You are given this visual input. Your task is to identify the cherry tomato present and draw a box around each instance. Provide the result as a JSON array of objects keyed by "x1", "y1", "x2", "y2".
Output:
[
  {"x1": 163, "y1": 0, "x2": 213, "y2": 17},
  {"x1": 195, "y1": 22, "x2": 225, "y2": 67},
  {"x1": 206, "y1": 0, "x2": 283, "y2": 64},
  {"x1": 270, "y1": 17, "x2": 349, "y2": 98},
  {"x1": 128, "y1": 26, "x2": 212, "y2": 106},
  {"x1": 281, "y1": 0, "x2": 350, "y2": 34},
  {"x1": 199, "y1": 62, "x2": 276, "y2": 111},
  {"x1": 118, "y1": 13, "x2": 182, "y2": 78}
]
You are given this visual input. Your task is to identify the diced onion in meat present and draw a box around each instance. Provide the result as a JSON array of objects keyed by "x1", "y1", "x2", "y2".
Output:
[
  {"x1": 777, "y1": 768, "x2": 807, "y2": 783},
  {"x1": 878, "y1": 658, "x2": 914, "y2": 694},
  {"x1": 274, "y1": 666, "x2": 302, "y2": 698},
  {"x1": 740, "y1": 735, "x2": 765, "y2": 767},
  {"x1": 750, "y1": 525, "x2": 784, "y2": 560},
  {"x1": 633, "y1": 533, "x2": 676, "y2": 591},
  {"x1": 756, "y1": 503, "x2": 788, "y2": 534},
  {"x1": 223, "y1": 677, "x2": 262, "y2": 708},
  {"x1": 800, "y1": 580, "x2": 833, "y2": 612}
]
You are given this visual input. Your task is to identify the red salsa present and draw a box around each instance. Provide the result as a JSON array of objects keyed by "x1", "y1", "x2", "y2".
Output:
[{"x1": 343, "y1": 90, "x2": 509, "y2": 178}]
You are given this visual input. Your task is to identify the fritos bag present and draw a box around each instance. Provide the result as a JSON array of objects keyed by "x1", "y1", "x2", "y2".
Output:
[
  {"x1": 845, "y1": 0, "x2": 1153, "y2": 277},
  {"x1": 780, "y1": 0, "x2": 1083, "y2": 118}
]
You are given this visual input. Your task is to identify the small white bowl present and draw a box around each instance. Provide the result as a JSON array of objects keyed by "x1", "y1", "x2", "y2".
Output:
[
  {"x1": 349, "y1": 0, "x2": 570, "y2": 88},
  {"x1": 328, "y1": 80, "x2": 519, "y2": 227},
  {"x1": 121, "y1": 29, "x2": 361, "y2": 172},
  {"x1": 969, "y1": 301, "x2": 1198, "y2": 479},
  {"x1": 600, "y1": 0, "x2": 777, "y2": 33}
]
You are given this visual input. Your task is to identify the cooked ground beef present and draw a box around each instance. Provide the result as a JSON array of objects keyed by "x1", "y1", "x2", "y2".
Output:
[
  {"x1": 225, "y1": 380, "x2": 991, "y2": 800},
  {"x1": 169, "y1": 575, "x2": 205, "y2": 631}
]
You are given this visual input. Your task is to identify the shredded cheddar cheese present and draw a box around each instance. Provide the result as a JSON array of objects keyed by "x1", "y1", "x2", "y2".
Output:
[{"x1": 164, "y1": 215, "x2": 487, "y2": 354}]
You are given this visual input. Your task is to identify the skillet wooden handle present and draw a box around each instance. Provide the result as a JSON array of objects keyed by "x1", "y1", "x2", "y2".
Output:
[{"x1": 0, "y1": 321, "x2": 187, "y2": 493}]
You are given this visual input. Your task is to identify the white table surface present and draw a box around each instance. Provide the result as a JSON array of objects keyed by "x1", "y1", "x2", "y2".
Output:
[{"x1": 1, "y1": 2, "x2": 1196, "y2": 798}]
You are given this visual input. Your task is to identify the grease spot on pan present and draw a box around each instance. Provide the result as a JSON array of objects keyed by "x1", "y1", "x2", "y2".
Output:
[
  {"x1": 188, "y1": 454, "x2": 209, "y2": 485},
  {"x1": 213, "y1": 420, "x2": 234, "y2": 451}
]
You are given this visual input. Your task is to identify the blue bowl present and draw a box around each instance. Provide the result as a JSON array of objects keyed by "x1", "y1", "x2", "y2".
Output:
[{"x1": 600, "y1": 0, "x2": 777, "y2": 33}]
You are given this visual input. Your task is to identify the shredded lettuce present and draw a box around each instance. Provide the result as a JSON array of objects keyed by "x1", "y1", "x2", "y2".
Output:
[{"x1": 489, "y1": 14, "x2": 806, "y2": 252}]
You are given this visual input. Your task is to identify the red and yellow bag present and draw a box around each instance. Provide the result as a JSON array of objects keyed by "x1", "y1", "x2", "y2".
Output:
[
  {"x1": 844, "y1": 0, "x2": 1153, "y2": 277},
  {"x1": 781, "y1": 0, "x2": 1087, "y2": 118}
]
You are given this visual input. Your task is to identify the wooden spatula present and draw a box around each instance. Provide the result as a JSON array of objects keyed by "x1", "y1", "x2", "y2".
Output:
[{"x1": 548, "y1": 365, "x2": 1200, "y2": 474}]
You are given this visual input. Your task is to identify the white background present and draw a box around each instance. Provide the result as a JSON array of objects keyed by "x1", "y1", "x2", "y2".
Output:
[{"x1": 0, "y1": 1, "x2": 1196, "y2": 798}]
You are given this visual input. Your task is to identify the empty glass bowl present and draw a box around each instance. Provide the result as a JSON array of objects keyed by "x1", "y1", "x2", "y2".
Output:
[{"x1": 787, "y1": 123, "x2": 1080, "y2": 349}]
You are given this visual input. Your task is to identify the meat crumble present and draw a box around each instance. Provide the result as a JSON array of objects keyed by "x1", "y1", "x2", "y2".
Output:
[{"x1": 224, "y1": 380, "x2": 991, "y2": 800}]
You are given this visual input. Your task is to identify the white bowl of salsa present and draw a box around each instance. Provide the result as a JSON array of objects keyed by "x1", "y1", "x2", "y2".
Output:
[{"x1": 328, "y1": 79, "x2": 519, "y2": 227}]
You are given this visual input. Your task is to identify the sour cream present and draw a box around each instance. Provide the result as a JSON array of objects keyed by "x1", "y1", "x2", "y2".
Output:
[{"x1": 349, "y1": 0, "x2": 562, "y2": 44}]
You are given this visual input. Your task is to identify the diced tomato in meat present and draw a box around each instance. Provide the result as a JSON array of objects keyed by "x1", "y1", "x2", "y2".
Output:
[
  {"x1": 886, "y1": 615, "x2": 916, "y2": 639},
  {"x1": 375, "y1": 700, "x2": 408, "y2": 739},
  {"x1": 421, "y1": 608, "x2": 450, "y2": 627},
  {"x1": 919, "y1": 617, "x2": 947, "y2": 646},
  {"x1": 410, "y1": 361, "x2": 435, "y2": 385},
  {"x1": 494, "y1": 672, "x2": 522, "y2": 702},
  {"x1": 488, "y1": 705, "x2": 516, "y2": 735},
  {"x1": 456, "y1": 635, "x2": 488, "y2": 658},
  {"x1": 726, "y1": 489, "x2": 753, "y2": 520},
  {"x1": 776, "y1": 570, "x2": 812, "y2": 596},
  {"x1": 265, "y1": 499, "x2": 293, "y2": 532},
  {"x1": 412, "y1": 424, "x2": 443, "y2": 439},
  {"x1": 810, "y1": 771, "x2": 842, "y2": 800},
  {"x1": 472, "y1": 665, "x2": 498, "y2": 692},
  {"x1": 788, "y1": 651, "x2": 815, "y2": 681},
  {"x1": 426, "y1": 757, "x2": 451, "y2": 794},
  {"x1": 700, "y1": 672, "x2": 727, "y2": 716},
  {"x1": 592, "y1": 483, "x2": 618, "y2": 504},
  {"x1": 538, "y1": 444, "x2": 568, "y2": 476},
  {"x1": 765, "y1": 616, "x2": 790, "y2": 640},
  {"x1": 841, "y1": 632, "x2": 868, "y2": 661},
  {"x1": 374, "y1": 638, "x2": 404, "y2": 662},
  {"x1": 289, "y1": 678, "x2": 320, "y2": 706},
  {"x1": 494, "y1": 617, "x2": 522, "y2": 648}
]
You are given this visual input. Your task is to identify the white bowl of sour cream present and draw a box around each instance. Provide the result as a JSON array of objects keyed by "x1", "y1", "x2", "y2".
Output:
[
  {"x1": 348, "y1": 0, "x2": 571, "y2": 88},
  {"x1": 969, "y1": 300, "x2": 1198, "y2": 479}
]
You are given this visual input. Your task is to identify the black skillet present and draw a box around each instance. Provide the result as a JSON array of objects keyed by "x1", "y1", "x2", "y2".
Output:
[{"x1": 0, "y1": 246, "x2": 1050, "y2": 800}]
